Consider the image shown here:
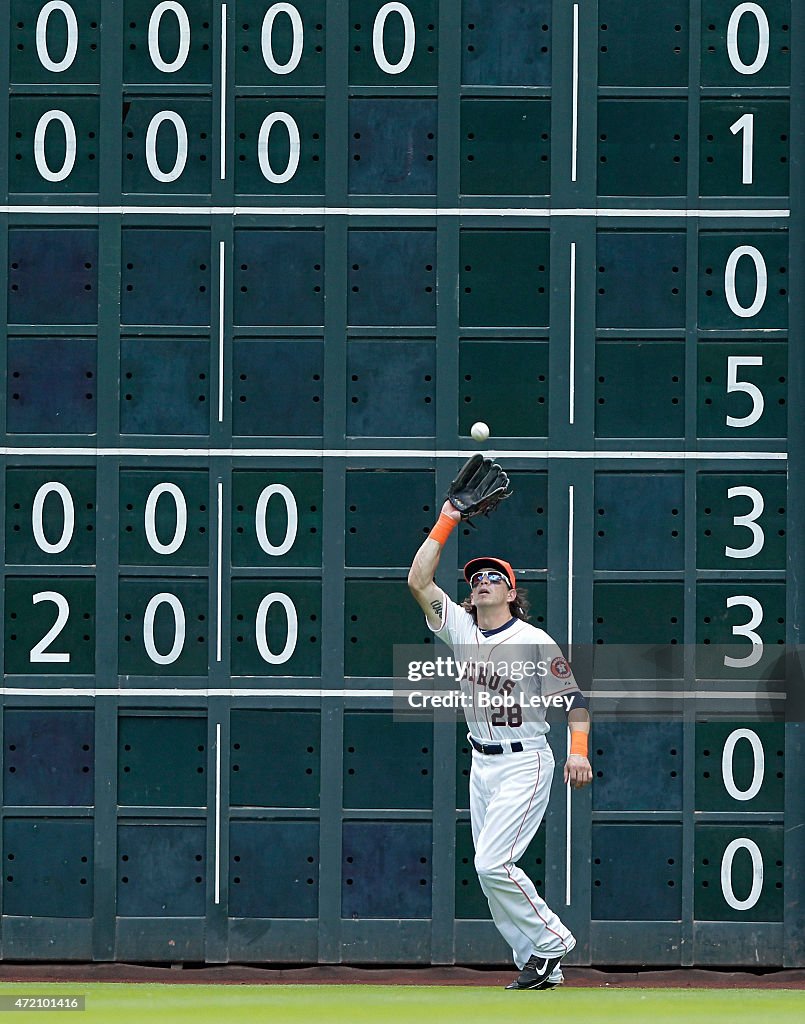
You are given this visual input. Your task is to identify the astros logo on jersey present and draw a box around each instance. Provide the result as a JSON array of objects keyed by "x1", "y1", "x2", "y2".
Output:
[{"x1": 550, "y1": 656, "x2": 572, "y2": 680}]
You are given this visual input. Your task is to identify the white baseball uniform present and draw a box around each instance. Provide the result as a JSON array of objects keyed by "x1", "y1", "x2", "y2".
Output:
[{"x1": 428, "y1": 588, "x2": 579, "y2": 970}]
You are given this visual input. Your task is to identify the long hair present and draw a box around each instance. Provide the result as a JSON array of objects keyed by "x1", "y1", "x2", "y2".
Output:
[{"x1": 461, "y1": 587, "x2": 531, "y2": 623}]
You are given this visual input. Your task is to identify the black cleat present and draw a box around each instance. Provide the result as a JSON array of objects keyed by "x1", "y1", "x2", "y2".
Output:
[{"x1": 505, "y1": 953, "x2": 563, "y2": 990}]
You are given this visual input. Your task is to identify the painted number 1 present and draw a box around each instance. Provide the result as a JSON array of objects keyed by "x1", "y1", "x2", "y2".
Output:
[{"x1": 730, "y1": 112, "x2": 754, "y2": 185}]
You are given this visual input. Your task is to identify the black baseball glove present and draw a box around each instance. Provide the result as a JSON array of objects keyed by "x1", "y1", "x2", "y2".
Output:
[{"x1": 447, "y1": 454, "x2": 512, "y2": 520}]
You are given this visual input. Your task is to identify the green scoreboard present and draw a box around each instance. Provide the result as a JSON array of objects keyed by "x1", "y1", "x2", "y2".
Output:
[{"x1": 0, "y1": 0, "x2": 802, "y2": 967}]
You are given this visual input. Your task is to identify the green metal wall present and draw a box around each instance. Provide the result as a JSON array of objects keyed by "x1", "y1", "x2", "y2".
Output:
[{"x1": 0, "y1": 0, "x2": 802, "y2": 965}]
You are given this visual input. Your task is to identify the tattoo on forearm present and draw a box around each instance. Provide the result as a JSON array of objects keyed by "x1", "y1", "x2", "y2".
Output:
[{"x1": 430, "y1": 599, "x2": 443, "y2": 617}]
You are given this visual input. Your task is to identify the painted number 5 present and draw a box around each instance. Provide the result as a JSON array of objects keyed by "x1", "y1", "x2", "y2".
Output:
[{"x1": 726, "y1": 355, "x2": 764, "y2": 428}]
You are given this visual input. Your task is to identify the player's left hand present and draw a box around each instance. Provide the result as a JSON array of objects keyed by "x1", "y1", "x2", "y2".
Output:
[{"x1": 564, "y1": 754, "x2": 593, "y2": 789}]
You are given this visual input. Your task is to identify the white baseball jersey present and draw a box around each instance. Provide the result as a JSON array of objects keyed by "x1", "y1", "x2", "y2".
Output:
[
  {"x1": 428, "y1": 588, "x2": 579, "y2": 967},
  {"x1": 428, "y1": 588, "x2": 582, "y2": 743}
]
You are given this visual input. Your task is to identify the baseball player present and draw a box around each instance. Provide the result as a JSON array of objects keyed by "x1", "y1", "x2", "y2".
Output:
[{"x1": 407, "y1": 458, "x2": 592, "y2": 991}]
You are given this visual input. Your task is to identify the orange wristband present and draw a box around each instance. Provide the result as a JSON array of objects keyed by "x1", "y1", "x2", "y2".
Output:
[
  {"x1": 428, "y1": 511, "x2": 457, "y2": 546},
  {"x1": 570, "y1": 731, "x2": 589, "y2": 758}
]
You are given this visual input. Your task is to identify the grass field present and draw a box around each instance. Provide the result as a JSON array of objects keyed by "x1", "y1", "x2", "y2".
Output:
[{"x1": 0, "y1": 983, "x2": 803, "y2": 1023}]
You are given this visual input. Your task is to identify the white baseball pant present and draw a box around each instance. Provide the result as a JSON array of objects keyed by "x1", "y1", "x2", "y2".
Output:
[{"x1": 470, "y1": 740, "x2": 575, "y2": 969}]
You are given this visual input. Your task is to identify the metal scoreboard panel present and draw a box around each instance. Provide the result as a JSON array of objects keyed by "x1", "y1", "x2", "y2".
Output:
[{"x1": 0, "y1": 0, "x2": 800, "y2": 969}]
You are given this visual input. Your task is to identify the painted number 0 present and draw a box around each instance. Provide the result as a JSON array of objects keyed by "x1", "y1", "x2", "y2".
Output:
[
  {"x1": 256, "y1": 593, "x2": 298, "y2": 664},
  {"x1": 373, "y1": 2, "x2": 415, "y2": 74},
  {"x1": 722, "y1": 728, "x2": 765, "y2": 801},
  {"x1": 36, "y1": 1, "x2": 420, "y2": 77},
  {"x1": 725, "y1": 245, "x2": 767, "y2": 318},
  {"x1": 258, "y1": 113, "x2": 300, "y2": 183},
  {"x1": 721, "y1": 837, "x2": 764, "y2": 910},
  {"x1": 727, "y1": 3, "x2": 770, "y2": 75},
  {"x1": 32, "y1": 482, "x2": 76, "y2": 554},
  {"x1": 149, "y1": 1, "x2": 191, "y2": 73},
  {"x1": 144, "y1": 483, "x2": 188, "y2": 555},
  {"x1": 145, "y1": 111, "x2": 189, "y2": 182},
  {"x1": 36, "y1": 1, "x2": 79, "y2": 73},
  {"x1": 255, "y1": 484, "x2": 298, "y2": 556},
  {"x1": 34, "y1": 110, "x2": 77, "y2": 182},
  {"x1": 143, "y1": 593, "x2": 186, "y2": 665},
  {"x1": 262, "y1": 3, "x2": 304, "y2": 74}
]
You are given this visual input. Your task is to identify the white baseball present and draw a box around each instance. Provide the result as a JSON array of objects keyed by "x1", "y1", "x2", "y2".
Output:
[{"x1": 470, "y1": 421, "x2": 490, "y2": 443}]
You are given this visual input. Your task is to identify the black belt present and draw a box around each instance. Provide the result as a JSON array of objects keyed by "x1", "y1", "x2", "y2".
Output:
[{"x1": 470, "y1": 737, "x2": 524, "y2": 755}]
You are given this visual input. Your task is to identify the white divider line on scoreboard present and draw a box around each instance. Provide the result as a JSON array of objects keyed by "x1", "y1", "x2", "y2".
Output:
[
  {"x1": 569, "y1": 243, "x2": 576, "y2": 424},
  {"x1": 566, "y1": 725, "x2": 572, "y2": 906},
  {"x1": 587, "y1": 690, "x2": 788, "y2": 700},
  {"x1": 567, "y1": 485, "x2": 575, "y2": 655},
  {"x1": 0, "y1": 688, "x2": 787, "y2": 699},
  {"x1": 565, "y1": 481, "x2": 569, "y2": 905},
  {"x1": 220, "y1": 4, "x2": 228, "y2": 182},
  {"x1": 0, "y1": 447, "x2": 788, "y2": 461},
  {"x1": 0, "y1": 206, "x2": 790, "y2": 218},
  {"x1": 218, "y1": 240, "x2": 226, "y2": 424},
  {"x1": 216, "y1": 481, "x2": 223, "y2": 663},
  {"x1": 571, "y1": 3, "x2": 580, "y2": 183},
  {"x1": 214, "y1": 720, "x2": 222, "y2": 905}
]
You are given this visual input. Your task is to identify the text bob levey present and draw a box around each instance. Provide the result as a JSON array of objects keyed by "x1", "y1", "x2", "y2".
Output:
[{"x1": 405, "y1": 690, "x2": 578, "y2": 711}]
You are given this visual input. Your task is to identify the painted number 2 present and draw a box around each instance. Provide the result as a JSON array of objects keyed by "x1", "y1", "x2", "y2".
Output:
[{"x1": 29, "y1": 591, "x2": 71, "y2": 663}]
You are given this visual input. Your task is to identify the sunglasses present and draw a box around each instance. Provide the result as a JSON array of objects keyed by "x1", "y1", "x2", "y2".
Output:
[{"x1": 470, "y1": 570, "x2": 510, "y2": 589}]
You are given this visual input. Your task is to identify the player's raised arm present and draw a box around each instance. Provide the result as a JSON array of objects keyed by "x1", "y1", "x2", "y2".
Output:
[
  {"x1": 409, "y1": 456, "x2": 513, "y2": 629},
  {"x1": 564, "y1": 698, "x2": 593, "y2": 790},
  {"x1": 408, "y1": 499, "x2": 460, "y2": 628}
]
